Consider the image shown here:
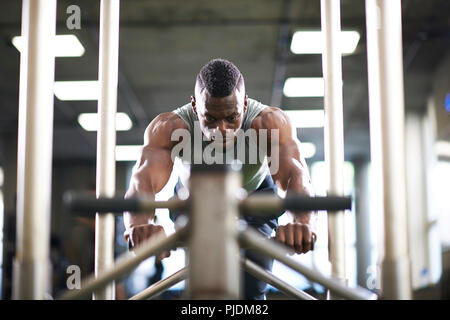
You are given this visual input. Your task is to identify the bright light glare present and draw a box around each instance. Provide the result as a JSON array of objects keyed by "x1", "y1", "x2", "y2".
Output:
[
  {"x1": 435, "y1": 140, "x2": 450, "y2": 158},
  {"x1": 284, "y1": 110, "x2": 324, "y2": 128},
  {"x1": 78, "y1": 113, "x2": 133, "y2": 132},
  {"x1": 283, "y1": 78, "x2": 324, "y2": 97},
  {"x1": 300, "y1": 142, "x2": 316, "y2": 158},
  {"x1": 116, "y1": 145, "x2": 142, "y2": 162},
  {"x1": 290, "y1": 30, "x2": 360, "y2": 54},
  {"x1": 54, "y1": 81, "x2": 99, "y2": 101},
  {"x1": 12, "y1": 34, "x2": 85, "y2": 57}
]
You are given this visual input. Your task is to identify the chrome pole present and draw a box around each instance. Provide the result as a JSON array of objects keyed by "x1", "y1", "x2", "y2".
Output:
[
  {"x1": 242, "y1": 257, "x2": 317, "y2": 300},
  {"x1": 188, "y1": 165, "x2": 241, "y2": 299},
  {"x1": 129, "y1": 267, "x2": 187, "y2": 300},
  {"x1": 94, "y1": 0, "x2": 121, "y2": 300},
  {"x1": 365, "y1": 0, "x2": 412, "y2": 299},
  {"x1": 320, "y1": 0, "x2": 347, "y2": 294},
  {"x1": 239, "y1": 227, "x2": 377, "y2": 300},
  {"x1": 58, "y1": 225, "x2": 187, "y2": 300},
  {"x1": 13, "y1": 0, "x2": 57, "y2": 300},
  {"x1": 240, "y1": 194, "x2": 352, "y2": 215},
  {"x1": 64, "y1": 193, "x2": 186, "y2": 215}
]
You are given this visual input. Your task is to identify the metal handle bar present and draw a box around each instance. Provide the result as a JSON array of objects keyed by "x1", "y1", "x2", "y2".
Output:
[{"x1": 64, "y1": 192, "x2": 351, "y2": 217}]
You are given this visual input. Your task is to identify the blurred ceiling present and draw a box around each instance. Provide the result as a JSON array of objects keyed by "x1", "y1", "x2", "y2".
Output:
[{"x1": 0, "y1": 0, "x2": 449, "y2": 163}]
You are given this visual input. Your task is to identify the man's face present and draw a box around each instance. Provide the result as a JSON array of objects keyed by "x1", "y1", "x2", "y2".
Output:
[{"x1": 192, "y1": 86, "x2": 247, "y2": 147}]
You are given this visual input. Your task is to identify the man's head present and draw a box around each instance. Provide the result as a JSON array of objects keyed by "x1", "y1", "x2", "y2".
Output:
[{"x1": 191, "y1": 58, "x2": 248, "y2": 143}]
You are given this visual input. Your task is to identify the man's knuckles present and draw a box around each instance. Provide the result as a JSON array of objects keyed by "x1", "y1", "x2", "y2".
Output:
[
  {"x1": 276, "y1": 223, "x2": 314, "y2": 254},
  {"x1": 130, "y1": 224, "x2": 166, "y2": 245}
]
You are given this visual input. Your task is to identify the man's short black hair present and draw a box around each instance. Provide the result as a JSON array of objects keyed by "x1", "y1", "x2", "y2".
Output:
[{"x1": 196, "y1": 58, "x2": 243, "y2": 98}]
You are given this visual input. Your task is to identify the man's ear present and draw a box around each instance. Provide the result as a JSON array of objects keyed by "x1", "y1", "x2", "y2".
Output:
[
  {"x1": 191, "y1": 95, "x2": 197, "y2": 114},
  {"x1": 243, "y1": 94, "x2": 248, "y2": 113}
]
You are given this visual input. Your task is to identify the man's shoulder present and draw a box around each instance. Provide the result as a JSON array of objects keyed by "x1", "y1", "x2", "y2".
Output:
[
  {"x1": 250, "y1": 106, "x2": 289, "y2": 131},
  {"x1": 143, "y1": 112, "x2": 189, "y2": 146},
  {"x1": 148, "y1": 112, "x2": 188, "y2": 131}
]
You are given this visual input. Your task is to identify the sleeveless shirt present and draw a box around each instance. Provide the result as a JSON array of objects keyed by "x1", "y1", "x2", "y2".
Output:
[{"x1": 173, "y1": 98, "x2": 270, "y2": 192}]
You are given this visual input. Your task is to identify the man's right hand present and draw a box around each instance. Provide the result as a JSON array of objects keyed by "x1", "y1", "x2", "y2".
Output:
[{"x1": 128, "y1": 224, "x2": 171, "y2": 262}]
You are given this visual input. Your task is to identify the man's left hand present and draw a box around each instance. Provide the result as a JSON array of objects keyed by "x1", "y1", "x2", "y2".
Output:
[{"x1": 275, "y1": 222, "x2": 316, "y2": 254}]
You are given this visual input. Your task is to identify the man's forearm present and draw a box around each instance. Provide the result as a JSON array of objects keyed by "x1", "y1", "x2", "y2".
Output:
[
  {"x1": 285, "y1": 169, "x2": 316, "y2": 226},
  {"x1": 123, "y1": 211, "x2": 154, "y2": 242},
  {"x1": 123, "y1": 188, "x2": 156, "y2": 241}
]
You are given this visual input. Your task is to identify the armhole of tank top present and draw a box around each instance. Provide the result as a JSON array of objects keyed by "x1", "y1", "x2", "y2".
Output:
[
  {"x1": 245, "y1": 99, "x2": 267, "y2": 130},
  {"x1": 173, "y1": 107, "x2": 194, "y2": 132}
]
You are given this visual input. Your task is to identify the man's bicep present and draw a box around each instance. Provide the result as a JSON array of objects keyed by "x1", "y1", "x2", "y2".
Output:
[
  {"x1": 127, "y1": 146, "x2": 175, "y2": 197},
  {"x1": 123, "y1": 146, "x2": 174, "y2": 235},
  {"x1": 272, "y1": 141, "x2": 300, "y2": 189},
  {"x1": 123, "y1": 112, "x2": 185, "y2": 238},
  {"x1": 127, "y1": 111, "x2": 184, "y2": 197},
  {"x1": 268, "y1": 110, "x2": 312, "y2": 193}
]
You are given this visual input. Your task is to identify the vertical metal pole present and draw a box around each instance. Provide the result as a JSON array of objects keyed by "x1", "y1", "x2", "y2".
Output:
[
  {"x1": 365, "y1": 0, "x2": 412, "y2": 299},
  {"x1": 320, "y1": 0, "x2": 347, "y2": 295},
  {"x1": 188, "y1": 165, "x2": 241, "y2": 299},
  {"x1": 94, "y1": 0, "x2": 120, "y2": 300},
  {"x1": 365, "y1": 0, "x2": 385, "y2": 296},
  {"x1": 354, "y1": 160, "x2": 373, "y2": 289},
  {"x1": 13, "y1": 0, "x2": 57, "y2": 299}
]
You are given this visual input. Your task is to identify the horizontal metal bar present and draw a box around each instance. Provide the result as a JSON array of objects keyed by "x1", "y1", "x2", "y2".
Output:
[
  {"x1": 65, "y1": 193, "x2": 350, "y2": 217},
  {"x1": 240, "y1": 195, "x2": 284, "y2": 215},
  {"x1": 57, "y1": 225, "x2": 187, "y2": 300},
  {"x1": 238, "y1": 226, "x2": 377, "y2": 300},
  {"x1": 240, "y1": 194, "x2": 352, "y2": 216},
  {"x1": 285, "y1": 194, "x2": 352, "y2": 211},
  {"x1": 129, "y1": 267, "x2": 187, "y2": 300},
  {"x1": 241, "y1": 257, "x2": 317, "y2": 300},
  {"x1": 64, "y1": 192, "x2": 187, "y2": 215}
]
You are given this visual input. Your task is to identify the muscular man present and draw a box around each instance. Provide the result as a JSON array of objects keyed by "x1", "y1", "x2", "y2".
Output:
[{"x1": 123, "y1": 58, "x2": 316, "y2": 300}]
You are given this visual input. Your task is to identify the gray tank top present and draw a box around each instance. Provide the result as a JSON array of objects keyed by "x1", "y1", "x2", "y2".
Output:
[{"x1": 173, "y1": 98, "x2": 269, "y2": 192}]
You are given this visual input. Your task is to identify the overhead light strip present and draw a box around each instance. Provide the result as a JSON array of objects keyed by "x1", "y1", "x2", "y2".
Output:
[
  {"x1": 290, "y1": 30, "x2": 360, "y2": 54},
  {"x1": 54, "y1": 81, "x2": 99, "y2": 101},
  {"x1": 12, "y1": 34, "x2": 85, "y2": 57},
  {"x1": 78, "y1": 113, "x2": 133, "y2": 131},
  {"x1": 283, "y1": 109, "x2": 324, "y2": 128},
  {"x1": 283, "y1": 78, "x2": 325, "y2": 97}
]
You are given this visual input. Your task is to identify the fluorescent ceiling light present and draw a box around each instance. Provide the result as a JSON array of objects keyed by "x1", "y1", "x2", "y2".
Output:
[
  {"x1": 290, "y1": 30, "x2": 360, "y2": 54},
  {"x1": 435, "y1": 140, "x2": 450, "y2": 158},
  {"x1": 78, "y1": 113, "x2": 133, "y2": 131},
  {"x1": 12, "y1": 34, "x2": 85, "y2": 57},
  {"x1": 284, "y1": 110, "x2": 324, "y2": 128},
  {"x1": 300, "y1": 142, "x2": 316, "y2": 158},
  {"x1": 54, "y1": 81, "x2": 99, "y2": 101},
  {"x1": 116, "y1": 145, "x2": 142, "y2": 162},
  {"x1": 283, "y1": 78, "x2": 324, "y2": 97}
]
